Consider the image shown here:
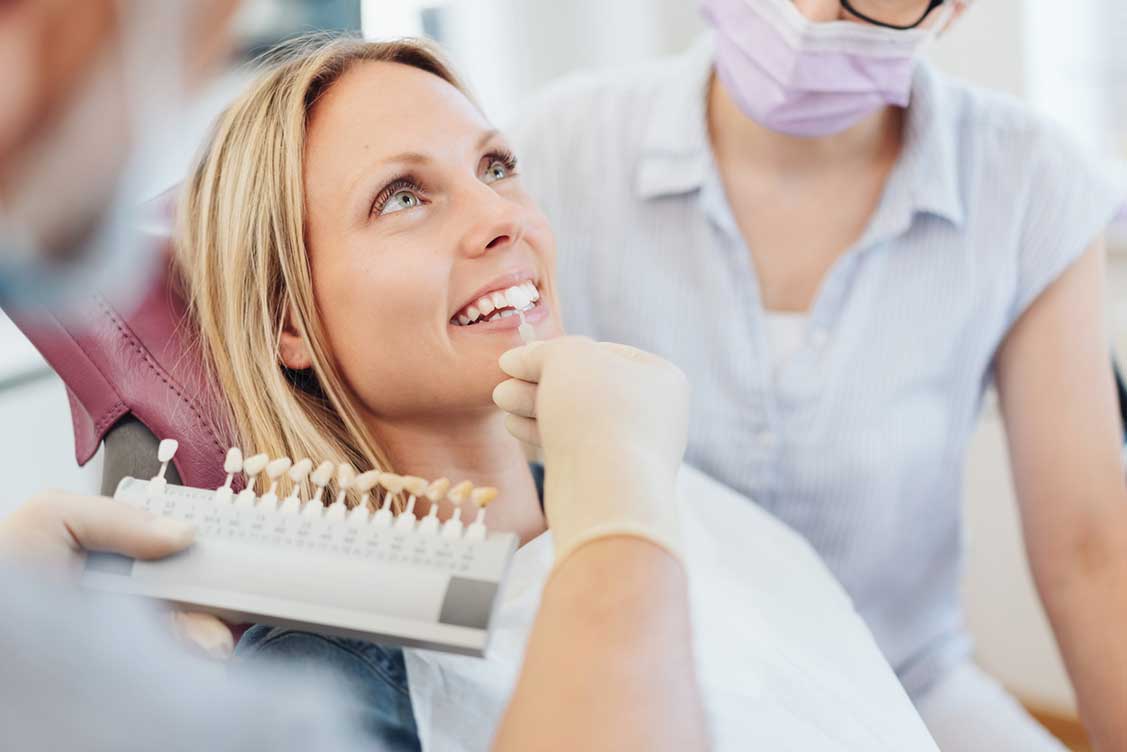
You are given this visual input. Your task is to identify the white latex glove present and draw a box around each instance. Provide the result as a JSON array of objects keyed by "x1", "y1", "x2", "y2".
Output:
[
  {"x1": 493, "y1": 336, "x2": 690, "y2": 566},
  {"x1": 0, "y1": 490, "x2": 235, "y2": 660}
]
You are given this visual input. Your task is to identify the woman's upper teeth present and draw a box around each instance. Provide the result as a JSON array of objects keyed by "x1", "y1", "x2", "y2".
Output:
[{"x1": 453, "y1": 281, "x2": 540, "y2": 326}]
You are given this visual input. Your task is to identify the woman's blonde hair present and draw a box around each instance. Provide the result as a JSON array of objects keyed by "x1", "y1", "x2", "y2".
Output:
[{"x1": 176, "y1": 34, "x2": 470, "y2": 505}]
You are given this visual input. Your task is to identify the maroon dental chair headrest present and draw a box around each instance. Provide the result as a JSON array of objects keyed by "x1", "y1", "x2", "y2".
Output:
[{"x1": 5, "y1": 244, "x2": 233, "y2": 491}]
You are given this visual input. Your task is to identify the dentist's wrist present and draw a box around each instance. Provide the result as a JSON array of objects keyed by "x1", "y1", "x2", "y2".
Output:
[{"x1": 542, "y1": 445, "x2": 684, "y2": 570}]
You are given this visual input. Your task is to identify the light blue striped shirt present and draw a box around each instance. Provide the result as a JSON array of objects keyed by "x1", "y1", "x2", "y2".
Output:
[{"x1": 510, "y1": 37, "x2": 1124, "y2": 698}]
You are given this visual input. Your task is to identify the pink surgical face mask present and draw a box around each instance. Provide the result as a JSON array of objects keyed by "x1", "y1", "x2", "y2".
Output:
[{"x1": 700, "y1": 0, "x2": 953, "y2": 137}]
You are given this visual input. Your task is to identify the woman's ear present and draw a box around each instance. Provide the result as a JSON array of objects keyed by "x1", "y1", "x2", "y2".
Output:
[{"x1": 279, "y1": 304, "x2": 314, "y2": 371}]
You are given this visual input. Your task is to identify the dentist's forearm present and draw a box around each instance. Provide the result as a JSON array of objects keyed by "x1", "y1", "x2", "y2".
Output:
[
  {"x1": 1034, "y1": 528, "x2": 1127, "y2": 751},
  {"x1": 492, "y1": 536, "x2": 710, "y2": 752}
]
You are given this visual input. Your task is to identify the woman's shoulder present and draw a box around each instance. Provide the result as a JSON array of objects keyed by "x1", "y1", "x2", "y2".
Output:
[{"x1": 920, "y1": 64, "x2": 1099, "y2": 173}]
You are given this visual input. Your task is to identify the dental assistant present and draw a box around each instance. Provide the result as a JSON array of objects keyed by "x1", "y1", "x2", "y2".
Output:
[{"x1": 512, "y1": 0, "x2": 1127, "y2": 749}]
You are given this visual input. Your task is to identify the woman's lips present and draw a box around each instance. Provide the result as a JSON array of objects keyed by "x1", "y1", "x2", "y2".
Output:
[{"x1": 449, "y1": 297, "x2": 548, "y2": 333}]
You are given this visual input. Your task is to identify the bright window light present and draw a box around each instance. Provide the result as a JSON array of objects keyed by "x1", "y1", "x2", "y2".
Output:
[{"x1": 362, "y1": 0, "x2": 430, "y2": 39}]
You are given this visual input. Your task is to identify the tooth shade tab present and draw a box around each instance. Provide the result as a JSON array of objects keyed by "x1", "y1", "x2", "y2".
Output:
[
  {"x1": 337, "y1": 464, "x2": 356, "y2": 488},
  {"x1": 157, "y1": 439, "x2": 179, "y2": 463},
  {"x1": 448, "y1": 480, "x2": 473, "y2": 505},
  {"x1": 402, "y1": 476, "x2": 429, "y2": 497},
  {"x1": 289, "y1": 458, "x2": 314, "y2": 483},
  {"x1": 470, "y1": 487, "x2": 498, "y2": 508},
  {"x1": 379, "y1": 473, "x2": 405, "y2": 494},
  {"x1": 311, "y1": 461, "x2": 335, "y2": 487},
  {"x1": 354, "y1": 470, "x2": 381, "y2": 493},
  {"x1": 243, "y1": 453, "x2": 270, "y2": 477},
  {"x1": 223, "y1": 447, "x2": 244, "y2": 474},
  {"x1": 265, "y1": 457, "x2": 292, "y2": 481},
  {"x1": 425, "y1": 477, "x2": 451, "y2": 502}
]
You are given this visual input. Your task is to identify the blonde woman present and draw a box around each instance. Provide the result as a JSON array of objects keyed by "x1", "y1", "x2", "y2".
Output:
[{"x1": 174, "y1": 36, "x2": 940, "y2": 751}]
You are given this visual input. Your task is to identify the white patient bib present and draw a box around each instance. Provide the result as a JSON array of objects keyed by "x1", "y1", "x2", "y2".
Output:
[{"x1": 404, "y1": 465, "x2": 938, "y2": 751}]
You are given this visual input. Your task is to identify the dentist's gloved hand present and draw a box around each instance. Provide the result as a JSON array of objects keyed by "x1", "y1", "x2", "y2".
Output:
[
  {"x1": 0, "y1": 491, "x2": 235, "y2": 660},
  {"x1": 493, "y1": 336, "x2": 690, "y2": 567}
]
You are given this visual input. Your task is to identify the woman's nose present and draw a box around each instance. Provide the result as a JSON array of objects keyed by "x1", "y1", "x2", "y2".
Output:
[
  {"x1": 792, "y1": 0, "x2": 843, "y2": 22},
  {"x1": 458, "y1": 185, "x2": 525, "y2": 259}
]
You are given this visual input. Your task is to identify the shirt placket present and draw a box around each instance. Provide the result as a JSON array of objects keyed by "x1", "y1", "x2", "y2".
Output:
[{"x1": 698, "y1": 171, "x2": 787, "y2": 506}]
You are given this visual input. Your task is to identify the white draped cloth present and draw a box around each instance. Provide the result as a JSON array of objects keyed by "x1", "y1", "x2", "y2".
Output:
[{"x1": 405, "y1": 464, "x2": 939, "y2": 751}]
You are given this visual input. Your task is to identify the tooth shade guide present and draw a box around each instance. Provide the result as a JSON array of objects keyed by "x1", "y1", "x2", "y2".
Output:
[
  {"x1": 289, "y1": 458, "x2": 314, "y2": 483},
  {"x1": 354, "y1": 470, "x2": 381, "y2": 510},
  {"x1": 234, "y1": 483, "x2": 257, "y2": 508},
  {"x1": 448, "y1": 480, "x2": 473, "y2": 505},
  {"x1": 307, "y1": 460, "x2": 333, "y2": 506},
  {"x1": 349, "y1": 504, "x2": 371, "y2": 525},
  {"x1": 144, "y1": 440, "x2": 509, "y2": 540},
  {"x1": 260, "y1": 457, "x2": 293, "y2": 506},
  {"x1": 333, "y1": 463, "x2": 357, "y2": 507},
  {"x1": 470, "y1": 487, "x2": 498, "y2": 508},
  {"x1": 517, "y1": 312, "x2": 535, "y2": 344},
  {"x1": 394, "y1": 495, "x2": 418, "y2": 532},
  {"x1": 215, "y1": 446, "x2": 244, "y2": 502},
  {"x1": 425, "y1": 477, "x2": 451, "y2": 502},
  {"x1": 101, "y1": 466, "x2": 521, "y2": 657},
  {"x1": 148, "y1": 438, "x2": 180, "y2": 495},
  {"x1": 242, "y1": 452, "x2": 270, "y2": 477},
  {"x1": 442, "y1": 508, "x2": 464, "y2": 540}
]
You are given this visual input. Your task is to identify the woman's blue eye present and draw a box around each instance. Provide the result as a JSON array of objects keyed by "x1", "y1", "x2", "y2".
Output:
[
  {"x1": 379, "y1": 189, "x2": 421, "y2": 216},
  {"x1": 482, "y1": 160, "x2": 510, "y2": 184}
]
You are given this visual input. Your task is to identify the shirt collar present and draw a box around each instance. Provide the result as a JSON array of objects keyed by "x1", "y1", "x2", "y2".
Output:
[
  {"x1": 635, "y1": 36, "x2": 966, "y2": 230},
  {"x1": 635, "y1": 36, "x2": 716, "y2": 200}
]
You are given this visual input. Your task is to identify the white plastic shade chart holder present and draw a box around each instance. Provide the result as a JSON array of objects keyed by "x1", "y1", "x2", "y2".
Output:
[{"x1": 82, "y1": 440, "x2": 519, "y2": 656}]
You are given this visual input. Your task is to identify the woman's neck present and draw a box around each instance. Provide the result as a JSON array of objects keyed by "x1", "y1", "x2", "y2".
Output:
[
  {"x1": 367, "y1": 407, "x2": 545, "y2": 544},
  {"x1": 706, "y1": 73, "x2": 904, "y2": 176}
]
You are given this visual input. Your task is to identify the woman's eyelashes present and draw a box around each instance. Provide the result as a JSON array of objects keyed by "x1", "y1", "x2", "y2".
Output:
[
  {"x1": 373, "y1": 176, "x2": 427, "y2": 217},
  {"x1": 369, "y1": 150, "x2": 520, "y2": 218},
  {"x1": 480, "y1": 149, "x2": 519, "y2": 184}
]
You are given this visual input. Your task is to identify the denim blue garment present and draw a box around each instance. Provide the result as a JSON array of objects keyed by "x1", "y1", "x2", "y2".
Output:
[
  {"x1": 234, "y1": 463, "x2": 546, "y2": 750},
  {"x1": 237, "y1": 626, "x2": 421, "y2": 752}
]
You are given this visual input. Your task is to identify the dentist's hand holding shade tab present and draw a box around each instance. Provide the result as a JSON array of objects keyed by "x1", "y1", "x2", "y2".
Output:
[{"x1": 493, "y1": 336, "x2": 689, "y2": 566}]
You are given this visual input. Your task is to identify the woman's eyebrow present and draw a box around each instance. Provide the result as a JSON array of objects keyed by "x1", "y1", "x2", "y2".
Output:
[
  {"x1": 476, "y1": 129, "x2": 501, "y2": 149},
  {"x1": 345, "y1": 152, "x2": 431, "y2": 215},
  {"x1": 378, "y1": 151, "x2": 431, "y2": 167},
  {"x1": 358, "y1": 130, "x2": 501, "y2": 186}
]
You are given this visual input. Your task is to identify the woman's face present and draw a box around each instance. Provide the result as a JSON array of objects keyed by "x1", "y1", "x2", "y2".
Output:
[{"x1": 294, "y1": 60, "x2": 563, "y2": 423}]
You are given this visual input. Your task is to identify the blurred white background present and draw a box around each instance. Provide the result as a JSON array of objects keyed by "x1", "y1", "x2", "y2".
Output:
[{"x1": 2, "y1": 0, "x2": 1125, "y2": 719}]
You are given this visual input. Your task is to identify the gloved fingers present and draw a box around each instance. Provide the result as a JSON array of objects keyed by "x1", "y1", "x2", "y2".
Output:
[
  {"x1": 170, "y1": 610, "x2": 235, "y2": 661},
  {"x1": 600, "y1": 342, "x2": 691, "y2": 391},
  {"x1": 503, "y1": 414, "x2": 542, "y2": 446},
  {"x1": 498, "y1": 335, "x2": 593, "y2": 382},
  {"x1": 492, "y1": 378, "x2": 537, "y2": 418},
  {"x1": 598, "y1": 341, "x2": 661, "y2": 364},
  {"x1": 39, "y1": 491, "x2": 196, "y2": 560}
]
